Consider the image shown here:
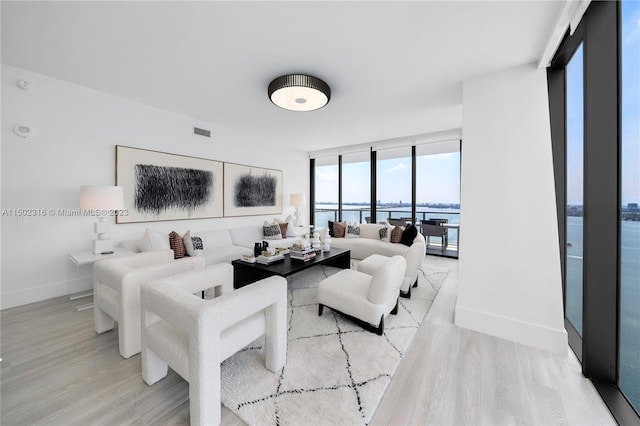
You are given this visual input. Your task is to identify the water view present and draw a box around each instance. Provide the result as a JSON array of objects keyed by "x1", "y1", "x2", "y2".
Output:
[{"x1": 566, "y1": 215, "x2": 640, "y2": 410}]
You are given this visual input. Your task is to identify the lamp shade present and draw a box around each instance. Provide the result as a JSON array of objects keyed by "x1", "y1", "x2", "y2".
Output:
[
  {"x1": 289, "y1": 193, "x2": 305, "y2": 207},
  {"x1": 80, "y1": 186, "x2": 125, "y2": 210},
  {"x1": 268, "y1": 74, "x2": 330, "y2": 112}
]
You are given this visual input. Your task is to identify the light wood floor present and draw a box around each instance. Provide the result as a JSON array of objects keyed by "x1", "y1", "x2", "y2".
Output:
[{"x1": 1, "y1": 257, "x2": 616, "y2": 425}]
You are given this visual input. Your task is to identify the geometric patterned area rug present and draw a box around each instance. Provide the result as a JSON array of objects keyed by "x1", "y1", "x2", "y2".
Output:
[{"x1": 220, "y1": 262, "x2": 447, "y2": 426}]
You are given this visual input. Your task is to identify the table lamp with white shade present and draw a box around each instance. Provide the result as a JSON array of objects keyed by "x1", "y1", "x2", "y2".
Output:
[
  {"x1": 289, "y1": 193, "x2": 305, "y2": 227},
  {"x1": 80, "y1": 185, "x2": 125, "y2": 254}
]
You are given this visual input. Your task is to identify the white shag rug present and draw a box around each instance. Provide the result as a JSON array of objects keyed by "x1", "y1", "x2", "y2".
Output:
[{"x1": 220, "y1": 262, "x2": 447, "y2": 426}]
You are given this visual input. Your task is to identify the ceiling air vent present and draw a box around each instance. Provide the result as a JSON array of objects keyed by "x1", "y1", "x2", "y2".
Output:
[{"x1": 194, "y1": 127, "x2": 211, "y2": 138}]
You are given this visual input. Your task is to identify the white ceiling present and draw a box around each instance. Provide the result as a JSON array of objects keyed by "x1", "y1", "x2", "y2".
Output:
[{"x1": 1, "y1": 1, "x2": 563, "y2": 152}]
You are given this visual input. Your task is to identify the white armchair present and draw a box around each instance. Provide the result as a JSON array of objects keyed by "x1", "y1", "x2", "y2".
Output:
[
  {"x1": 140, "y1": 264, "x2": 287, "y2": 426},
  {"x1": 402, "y1": 233, "x2": 426, "y2": 297},
  {"x1": 358, "y1": 234, "x2": 425, "y2": 298},
  {"x1": 93, "y1": 249, "x2": 205, "y2": 358},
  {"x1": 318, "y1": 255, "x2": 407, "y2": 335}
]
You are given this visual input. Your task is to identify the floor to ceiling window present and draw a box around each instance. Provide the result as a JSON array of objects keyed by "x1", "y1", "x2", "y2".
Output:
[
  {"x1": 313, "y1": 156, "x2": 338, "y2": 226},
  {"x1": 619, "y1": 0, "x2": 640, "y2": 413},
  {"x1": 565, "y1": 43, "x2": 584, "y2": 336},
  {"x1": 415, "y1": 140, "x2": 461, "y2": 252},
  {"x1": 376, "y1": 147, "x2": 412, "y2": 223},
  {"x1": 548, "y1": 1, "x2": 639, "y2": 422},
  {"x1": 341, "y1": 152, "x2": 370, "y2": 223},
  {"x1": 311, "y1": 140, "x2": 462, "y2": 259}
]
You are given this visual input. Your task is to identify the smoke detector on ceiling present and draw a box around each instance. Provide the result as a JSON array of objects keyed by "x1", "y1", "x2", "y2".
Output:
[
  {"x1": 13, "y1": 124, "x2": 35, "y2": 138},
  {"x1": 17, "y1": 80, "x2": 33, "y2": 91}
]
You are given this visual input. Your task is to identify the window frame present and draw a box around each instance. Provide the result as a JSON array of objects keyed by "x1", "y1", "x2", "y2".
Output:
[{"x1": 548, "y1": 1, "x2": 639, "y2": 422}]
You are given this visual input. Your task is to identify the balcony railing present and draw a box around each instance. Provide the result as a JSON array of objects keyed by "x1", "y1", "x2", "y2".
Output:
[{"x1": 313, "y1": 207, "x2": 460, "y2": 251}]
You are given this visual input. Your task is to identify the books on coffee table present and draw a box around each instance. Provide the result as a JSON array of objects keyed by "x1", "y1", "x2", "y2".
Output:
[
  {"x1": 256, "y1": 254, "x2": 285, "y2": 265},
  {"x1": 289, "y1": 247, "x2": 317, "y2": 262}
]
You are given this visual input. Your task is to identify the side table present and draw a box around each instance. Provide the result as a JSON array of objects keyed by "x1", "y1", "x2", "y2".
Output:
[{"x1": 68, "y1": 248, "x2": 135, "y2": 311}]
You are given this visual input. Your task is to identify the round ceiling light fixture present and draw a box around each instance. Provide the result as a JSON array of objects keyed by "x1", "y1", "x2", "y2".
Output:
[{"x1": 268, "y1": 74, "x2": 331, "y2": 112}]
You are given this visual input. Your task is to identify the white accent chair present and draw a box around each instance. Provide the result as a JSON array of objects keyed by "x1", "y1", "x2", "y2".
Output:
[
  {"x1": 318, "y1": 255, "x2": 407, "y2": 335},
  {"x1": 93, "y1": 249, "x2": 205, "y2": 358},
  {"x1": 140, "y1": 264, "x2": 287, "y2": 426},
  {"x1": 357, "y1": 238, "x2": 424, "y2": 298}
]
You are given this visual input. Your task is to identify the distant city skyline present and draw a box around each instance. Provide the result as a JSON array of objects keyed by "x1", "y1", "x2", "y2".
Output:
[{"x1": 315, "y1": 152, "x2": 461, "y2": 205}]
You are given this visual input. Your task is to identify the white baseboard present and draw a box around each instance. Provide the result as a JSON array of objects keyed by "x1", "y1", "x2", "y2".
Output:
[
  {"x1": 454, "y1": 304, "x2": 568, "y2": 354},
  {"x1": 1, "y1": 278, "x2": 90, "y2": 310}
]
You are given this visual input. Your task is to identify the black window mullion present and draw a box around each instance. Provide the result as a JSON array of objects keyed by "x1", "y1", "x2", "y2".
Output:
[
  {"x1": 309, "y1": 158, "x2": 315, "y2": 227},
  {"x1": 338, "y1": 155, "x2": 343, "y2": 222},
  {"x1": 370, "y1": 148, "x2": 376, "y2": 223},
  {"x1": 581, "y1": 0, "x2": 619, "y2": 384}
]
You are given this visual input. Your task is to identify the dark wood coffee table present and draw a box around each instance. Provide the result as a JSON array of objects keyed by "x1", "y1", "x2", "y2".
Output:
[{"x1": 231, "y1": 247, "x2": 351, "y2": 288}]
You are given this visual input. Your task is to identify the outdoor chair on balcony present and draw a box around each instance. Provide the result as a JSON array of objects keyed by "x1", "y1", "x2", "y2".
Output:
[
  {"x1": 388, "y1": 217, "x2": 416, "y2": 227},
  {"x1": 420, "y1": 219, "x2": 448, "y2": 250}
]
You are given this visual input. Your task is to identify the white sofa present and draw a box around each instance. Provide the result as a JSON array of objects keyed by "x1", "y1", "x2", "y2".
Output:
[
  {"x1": 330, "y1": 223, "x2": 426, "y2": 297},
  {"x1": 119, "y1": 225, "x2": 304, "y2": 266}
]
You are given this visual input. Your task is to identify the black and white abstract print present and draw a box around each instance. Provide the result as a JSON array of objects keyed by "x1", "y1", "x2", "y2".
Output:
[
  {"x1": 234, "y1": 173, "x2": 277, "y2": 207},
  {"x1": 134, "y1": 164, "x2": 214, "y2": 215},
  {"x1": 116, "y1": 146, "x2": 224, "y2": 223},
  {"x1": 224, "y1": 163, "x2": 283, "y2": 217}
]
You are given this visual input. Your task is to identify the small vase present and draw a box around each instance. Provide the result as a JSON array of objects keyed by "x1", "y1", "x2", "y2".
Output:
[{"x1": 322, "y1": 235, "x2": 331, "y2": 252}]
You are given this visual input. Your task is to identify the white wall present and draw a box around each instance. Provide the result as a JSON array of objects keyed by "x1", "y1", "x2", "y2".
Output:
[
  {"x1": 1, "y1": 65, "x2": 309, "y2": 309},
  {"x1": 456, "y1": 63, "x2": 567, "y2": 354}
]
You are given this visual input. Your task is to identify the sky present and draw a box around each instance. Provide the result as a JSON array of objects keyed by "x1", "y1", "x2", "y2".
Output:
[
  {"x1": 566, "y1": 44, "x2": 584, "y2": 206},
  {"x1": 315, "y1": 152, "x2": 461, "y2": 205},
  {"x1": 567, "y1": 1, "x2": 639, "y2": 207},
  {"x1": 621, "y1": 0, "x2": 640, "y2": 207}
]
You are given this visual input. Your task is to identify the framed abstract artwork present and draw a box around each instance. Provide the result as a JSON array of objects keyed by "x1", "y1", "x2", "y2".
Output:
[
  {"x1": 116, "y1": 145, "x2": 223, "y2": 223},
  {"x1": 223, "y1": 162, "x2": 283, "y2": 217}
]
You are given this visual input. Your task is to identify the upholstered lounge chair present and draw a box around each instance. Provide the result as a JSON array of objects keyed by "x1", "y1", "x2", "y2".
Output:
[
  {"x1": 357, "y1": 237, "x2": 424, "y2": 298},
  {"x1": 93, "y1": 249, "x2": 205, "y2": 358},
  {"x1": 318, "y1": 255, "x2": 407, "y2": 335},
  {"x1": 140, "y1": 264, "x2": 287, "y2": 426}
]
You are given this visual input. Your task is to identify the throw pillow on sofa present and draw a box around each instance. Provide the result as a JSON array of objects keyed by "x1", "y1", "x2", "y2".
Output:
[
  {"x1": 183, "y1": 230, "x2": 203, "y2": 256},
  {"x1": 139, "y1": 228, "x2": 171, "y2": 252},
  {"x1": 168, "y1": 231, "x2": 186, "y2": 259},
  {"x1": 263, "y1": 220, "x2": 282, "y2": 240},
  {"x1": 379, "y1": 222, "x2": 394, "y2": 242},
  {"x1": 333, "y1": 221, "x2": 347, "y2": 238},
  {"x1": 400, "y1": 224, "x2": 418, "y2": 246},
  {"x1": 277, "y1": 223, "x2": 288, "y2": 238},
  {"x1": 390, "y1": 225, "x2": 404, "y2": 243},
  {"x1": 276, "y1": 215, "x2": 295, "y2": 238},
  {"x1": 345, "y1": 223, "x2": 361, "y2": 238}
]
